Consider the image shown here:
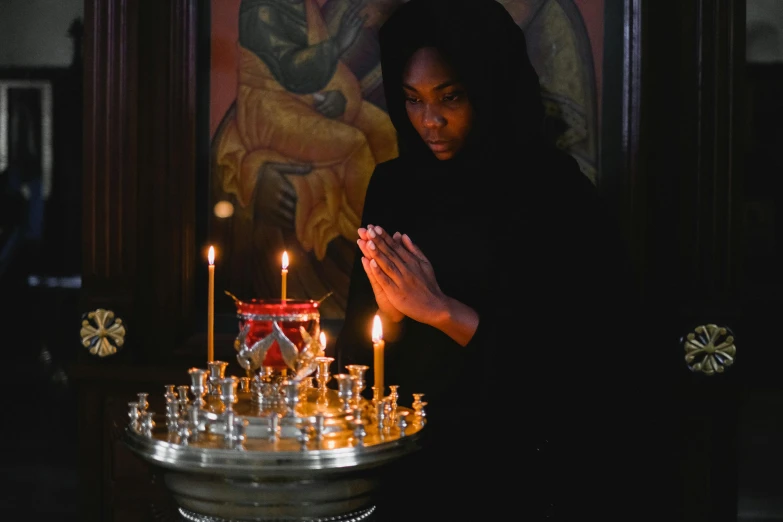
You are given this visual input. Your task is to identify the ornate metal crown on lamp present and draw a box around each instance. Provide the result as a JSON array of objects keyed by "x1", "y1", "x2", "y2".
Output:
[{"x1": 123, "y1": 294, "x2": 427, "y2": 522}]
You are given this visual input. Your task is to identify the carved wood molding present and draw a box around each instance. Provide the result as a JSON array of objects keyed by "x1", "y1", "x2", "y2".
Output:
[
  {"x1": 635, "y1": 3, "x2": 745, "y2": 518},
  {"x1": 621, "y1": 0, "x2": 643, "y2": 188},
  {"x1": 168, "y1": 0, "x2": 199, "y2": 323},
  {"x1": 82, "y1": 0, "x2": 200, "y2": 361},
  {"x1": 82, "y1": 0, "x2": 138, "y2": 291},
  {"x1": 677, "y1": 0, "x2": 744, "y2": 308},
  {"x1": 691, "y1": 0, "x2": 744, "y2": 298},
  {"x1": 598, "y1": 0, "x2": 645, "y2": 295},
  {"x1": 133, "y1": 0, "x2": 199, "y2": 356},
  {"x1": 636, "y1": 0, "x2": 744, "y2": 309}
]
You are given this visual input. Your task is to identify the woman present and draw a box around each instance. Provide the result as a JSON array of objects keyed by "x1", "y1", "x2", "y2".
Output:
[{"x1": 334, "y1": 0, "x2": 677, "y2": 519}]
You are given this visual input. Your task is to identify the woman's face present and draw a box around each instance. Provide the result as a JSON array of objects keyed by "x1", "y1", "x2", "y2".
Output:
[{"x1": 402, "y1": 46, "x2": 474, "y2": 160}]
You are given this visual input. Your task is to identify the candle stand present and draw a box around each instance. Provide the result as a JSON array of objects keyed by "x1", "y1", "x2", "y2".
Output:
[{"x1": 124, "y1": 299, "x2": 427, "y2": 522}]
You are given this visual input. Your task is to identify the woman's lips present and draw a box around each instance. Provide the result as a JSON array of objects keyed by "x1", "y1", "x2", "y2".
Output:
[{"x1": 427, "y1": 141, "x2": 450, "y2": 152}]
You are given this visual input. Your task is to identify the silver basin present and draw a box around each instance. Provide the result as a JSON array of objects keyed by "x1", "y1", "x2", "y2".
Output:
[{"x1": 124, "y1": 383, "x2": 426, "y2": 521}]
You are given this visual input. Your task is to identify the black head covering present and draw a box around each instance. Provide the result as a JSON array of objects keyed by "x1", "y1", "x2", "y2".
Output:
[{"x1": 378, "y1": 0, "x2": 547, "y2": 166}]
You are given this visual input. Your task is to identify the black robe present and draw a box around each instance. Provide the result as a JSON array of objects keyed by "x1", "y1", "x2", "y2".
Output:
[{"x1": 334, "y1": 0, "x2": 677, "y2": 519}]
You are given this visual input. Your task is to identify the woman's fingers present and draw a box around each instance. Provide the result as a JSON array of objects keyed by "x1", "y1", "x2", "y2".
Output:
[
  {"x1": 369, "y1": 226, "x2": 415, "y2": 266},
  {"x1": 358, "y1": 227, "x2": 368, "y2": 240},
  {"x1": 360, "y1": 256, "x2": 374, "y2": 281},
  {"x1": 368, "y1": 258, "x2": 395, "y2": 286},
  {"x1": 365, "y1": 238, "x2": 402, "y2": 280},
  {"x1": 362, "y1": 225, "x2": 426, "y2": 288},
  {"x1": 401, "y1": 233, "x2": 428, "y2": 263},
  {"x1": 357, "y1": 237, "x2": 375, "y2": 260},
  {"x1": 362, "y1": 255, "x2": 393, "y2": 286}
]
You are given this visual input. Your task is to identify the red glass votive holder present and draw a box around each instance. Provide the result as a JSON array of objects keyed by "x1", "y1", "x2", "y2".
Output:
[{"x1": 233, "y1": 298, "x2": 320, "y2": 371}]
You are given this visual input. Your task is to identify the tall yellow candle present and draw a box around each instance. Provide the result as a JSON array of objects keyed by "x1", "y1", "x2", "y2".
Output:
[
  {"x1": 372, "y1": 314, "x2": 384, "y2": 399},
  {"x1": 207, "y1": 246, "x2": 215, "y2": 363},
  {"x1": 281, "y1": 251, "x2": 289, "y2": 301}
]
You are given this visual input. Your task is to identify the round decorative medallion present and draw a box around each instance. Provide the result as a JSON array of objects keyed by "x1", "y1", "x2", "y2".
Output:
[
  {"x1": 682, "y1": 324, "x2": 736, "y2": 375},
  {"x1": 80, "y1": 308, "x2": 126, "y2": 357}
]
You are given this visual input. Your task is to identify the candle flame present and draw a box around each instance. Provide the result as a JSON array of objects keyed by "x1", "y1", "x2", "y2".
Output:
[
  {"x1": 208, "y1": 246, "x2": 215, "y2": 265},
  {"x1": 320, "y1": 331, "x2": 326, "y2": 347},
  {"x1": 282, "y1": 251, "x2": 289, "y2": 270},
  {"x1": 372, "y1": 314, "x2": 383, "y2": 343}
]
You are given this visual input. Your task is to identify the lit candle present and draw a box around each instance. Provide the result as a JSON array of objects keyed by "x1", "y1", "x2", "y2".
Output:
[
  {"x1": 281, "y1": 251, "x2": 289, "y2": 301},
  {"x1": 319, "y1": 331, "x2": 327, "y2": 357},
  {"x1": 207, "y1": 246, "x2": 215, "y2": 363},
  {"x1": 372, "y1": 314, "x2": 384, "y2": 400}
]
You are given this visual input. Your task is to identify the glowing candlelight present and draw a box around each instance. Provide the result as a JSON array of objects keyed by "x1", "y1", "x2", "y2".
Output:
[
  {"x1": 281, "y1": 251, "x2": 289, "y2": 301},
  {"x1": 207, "y1": 246, "x2": 215, "y2": 363},
  {"x1": 372, "y1": 314, "x2": 384, "y2": 400},
  {"x1": 319, "y1": 331, "x2": 327, "y2": 357}
]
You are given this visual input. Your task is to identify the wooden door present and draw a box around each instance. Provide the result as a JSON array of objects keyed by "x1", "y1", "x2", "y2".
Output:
[{"x1": 602, "y1": 1, "x2": 782, "y2": 521}]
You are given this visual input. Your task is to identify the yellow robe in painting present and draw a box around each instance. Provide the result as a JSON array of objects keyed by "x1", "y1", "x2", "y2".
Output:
[{"x1": 216, "y1": 0, "x2": 397, "y2": 261}]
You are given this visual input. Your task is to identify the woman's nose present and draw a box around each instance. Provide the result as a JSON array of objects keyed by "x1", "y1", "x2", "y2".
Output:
[{"x1": 422, "y1": 105, "x2": 446, "y2": 128}]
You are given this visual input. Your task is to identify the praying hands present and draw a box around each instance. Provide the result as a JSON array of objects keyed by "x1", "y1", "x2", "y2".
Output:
[{"x1": 356, "y1": 224, "x2": 479, "y2": 346}]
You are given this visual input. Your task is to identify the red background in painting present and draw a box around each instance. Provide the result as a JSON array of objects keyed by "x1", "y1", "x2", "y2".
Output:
[{"x1": 209, "y1": 0, "x2": 605, "y2": 138}]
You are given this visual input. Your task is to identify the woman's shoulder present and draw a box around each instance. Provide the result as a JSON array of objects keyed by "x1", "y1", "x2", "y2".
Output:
[
  {"x1": 366, "y1": 156, "x2": 411, "y2": 194},
  {"x1": 360, "y1": 157, "x2": 408, "y2": 220},
  {"x1": 537, "y1": 146, "x2": 594, "y2": 192},
  {"x1": 520, "y1": 146, "x2": 601, "y2": 213},
  {"x1": 371, "y1": 156, "x2": 404, "y2": 178}
]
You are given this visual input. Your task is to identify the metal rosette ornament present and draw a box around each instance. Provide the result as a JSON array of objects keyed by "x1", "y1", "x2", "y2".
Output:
[
  {"x1": 683, "y1": 323, "x2": 737, "y2": 375},
  {"x1": 80, "y1": 308, "x2": 126, "y2": 357}
]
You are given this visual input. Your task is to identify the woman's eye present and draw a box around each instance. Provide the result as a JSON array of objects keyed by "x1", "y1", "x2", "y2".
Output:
[
  {"x1": 404, "y1": 97, "x2": 420, "y2": 105},
  {"x1": 443, "y1": 93, "x2": 462, "y2": 102}
]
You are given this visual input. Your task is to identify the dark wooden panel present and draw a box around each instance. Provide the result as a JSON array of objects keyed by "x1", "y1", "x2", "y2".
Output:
[
  {"x1": 82, "y1": 0, "x2": 201, "y2": 365},
  {"x1": 637, "y1": 1, "x2": 745, "y2": 521},
  {"x1": 599, "y1": 0, "x2": 644, "y2": 291},
  {"x1": 79, "y1": 0, "x2": 202, "y2": 515},
  {"x1": 81, "y1": 0, "x2": 138, "y2": 323},
  {"x1": 640, "y1": 0, "x2": 744, "y2": 323},
  {"x1": 73, "y1": 364, "x2": 187, "y2": 522},
  {"x1": 133, "y1": 0, "x2": 200, "y2": 362}
]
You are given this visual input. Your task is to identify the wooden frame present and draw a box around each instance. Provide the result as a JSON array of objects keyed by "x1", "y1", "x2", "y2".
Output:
[{"x1": 0, "y1": 79, "x2": 54, "y2": 200}]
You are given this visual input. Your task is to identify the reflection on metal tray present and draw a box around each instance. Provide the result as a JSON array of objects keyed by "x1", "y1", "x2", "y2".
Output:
[{"x1": 124, "y1": 355, "x2": 427, "y2": 521}]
